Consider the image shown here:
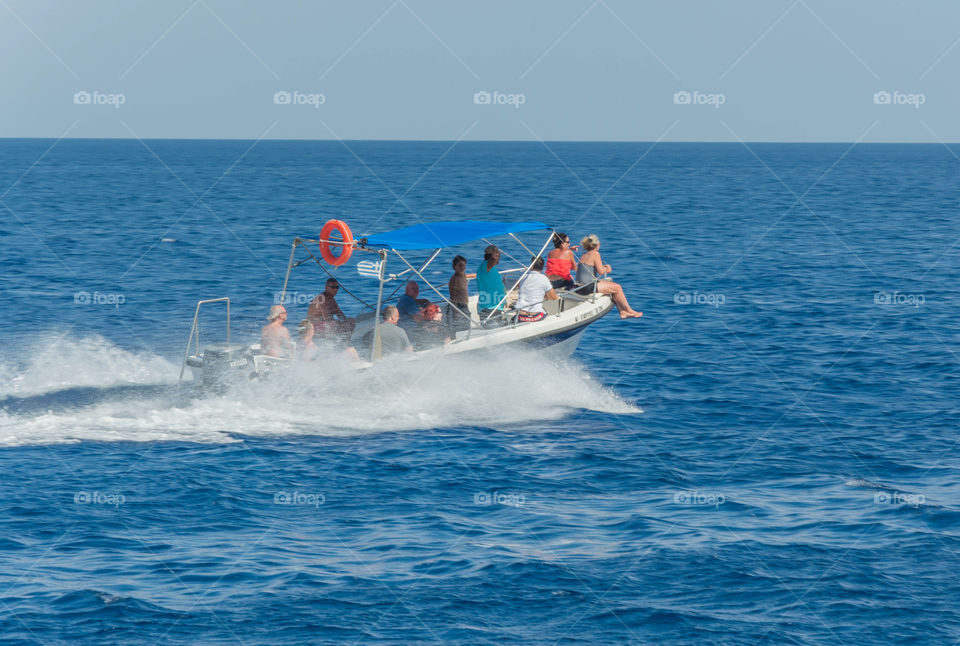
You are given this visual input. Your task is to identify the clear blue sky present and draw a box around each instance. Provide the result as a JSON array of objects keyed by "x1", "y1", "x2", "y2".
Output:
[{"x1": 2, "y1": 0, "x2": 958, "y2": 142}]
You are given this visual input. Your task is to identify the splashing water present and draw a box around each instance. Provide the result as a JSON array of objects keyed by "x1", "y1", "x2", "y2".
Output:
[{"x1": 0, "y1": 335, "x2": 639, "y2": 447}]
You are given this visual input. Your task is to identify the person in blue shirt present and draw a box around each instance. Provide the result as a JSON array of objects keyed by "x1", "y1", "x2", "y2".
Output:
[
  {"x1": 397, "y1": 281, "x2": 429, "y2": 328},
  {"x1": 476, "y1": 245, "x2": 505, "y2": 312}
]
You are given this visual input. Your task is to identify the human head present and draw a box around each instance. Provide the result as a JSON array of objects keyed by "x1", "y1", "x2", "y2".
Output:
[
  {"x1": 484, "y1": 245, "x2": 500, "y2": 263},
  {"x1": 422, "y1": 303, "x2": 442, "y2": 321},
  {"x1": 452, "y1": 255, "x2": 466, "y2": 271},
  {"x1": 530, "y1": 256, "x2": 545, "y2": 272},
  {"x1": 581, "y1": 234, "x2": 600, "y2": 251},
  {"x1": 382, "y1": 305, "x2": 399, "y2": 323},
  {"x1": 324, "y1": 278, "x2": 340, "y2": 295},
  {"x1": 267, "y1": 305, "x2": 287, "y2": 322},
  {"x1": 404, "y1": 281, "x2": 419, "y2": 297},
  {"x1": 552, "y1": 232, "x2": 570, "y2": 249},
  {"x1": 297, "y1": 319, "x2": 314, "y2": 341}
]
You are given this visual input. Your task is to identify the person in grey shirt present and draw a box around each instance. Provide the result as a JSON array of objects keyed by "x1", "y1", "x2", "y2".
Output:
[{"x1": 363, "y1": 305, "x2": 414, "y2": 355}]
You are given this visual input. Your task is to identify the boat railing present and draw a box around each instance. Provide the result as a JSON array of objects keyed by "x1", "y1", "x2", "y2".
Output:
[{"x1": 178, "y1": 297, "x2": 231, "y2": 385}]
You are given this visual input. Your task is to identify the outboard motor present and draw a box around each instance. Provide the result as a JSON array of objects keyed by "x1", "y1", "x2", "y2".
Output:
[{"x1": 199, "y1": 343, "x2": 252, "y2": 390}]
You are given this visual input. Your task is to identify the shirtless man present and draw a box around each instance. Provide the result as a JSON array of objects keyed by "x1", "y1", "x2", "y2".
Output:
[
  {"x1": 260, "y1": 305, "x2": 292, "y2": 357},
  {"x1": 447, "y1": 255, "x2": 475, "y2": 332},
  {"x1": 307, "y1": 278, "x2": 355, "y2": 339}
]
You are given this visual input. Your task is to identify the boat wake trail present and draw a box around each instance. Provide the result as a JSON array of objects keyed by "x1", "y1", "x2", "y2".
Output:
[{"x1": 0, "y1": 335, "x2": 639, "y2": 447}]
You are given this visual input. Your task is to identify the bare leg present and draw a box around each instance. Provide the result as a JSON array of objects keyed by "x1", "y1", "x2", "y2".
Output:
[{"x1": 598, "y1": 282, "x2": 642, "y2": 318}]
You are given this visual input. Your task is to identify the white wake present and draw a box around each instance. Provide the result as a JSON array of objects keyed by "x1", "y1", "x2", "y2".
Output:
[{"x1": 0, "y1": 335, "x2": 639, "y2": 447}]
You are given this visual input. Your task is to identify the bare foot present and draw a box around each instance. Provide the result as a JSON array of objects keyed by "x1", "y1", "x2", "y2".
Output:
[{"x1": 620, "y1": 310, "x2": 642, "y2": 319}]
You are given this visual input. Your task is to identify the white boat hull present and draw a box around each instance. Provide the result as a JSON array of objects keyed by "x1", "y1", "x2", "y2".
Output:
[{"x1": 187, "y1": 291, "x2": 614, "y2": 385}]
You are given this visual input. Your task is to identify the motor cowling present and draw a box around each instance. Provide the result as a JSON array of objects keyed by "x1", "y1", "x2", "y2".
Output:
[{"x1": 200, "y1": 343, "x2": 252, "y2": 389}]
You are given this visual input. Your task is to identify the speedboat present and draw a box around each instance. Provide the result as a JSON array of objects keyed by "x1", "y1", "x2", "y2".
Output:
[{"x1": 179, "y1": 220, "x2": 614, "y2": 387}]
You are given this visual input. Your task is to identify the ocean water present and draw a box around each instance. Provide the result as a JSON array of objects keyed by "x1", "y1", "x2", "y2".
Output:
[{"x1": 1, "y1": 139, "x2": 959, "y2": 644}]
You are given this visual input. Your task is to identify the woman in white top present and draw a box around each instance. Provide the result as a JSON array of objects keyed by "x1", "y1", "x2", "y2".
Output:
[{"x1": 515, "y1": 256, "x2": 558, "y2": 322}]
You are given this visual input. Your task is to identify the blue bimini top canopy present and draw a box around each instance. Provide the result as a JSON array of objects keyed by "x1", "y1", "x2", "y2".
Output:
[{"x1": 362, "y1": 220, "x2": 549, "y2": 251}]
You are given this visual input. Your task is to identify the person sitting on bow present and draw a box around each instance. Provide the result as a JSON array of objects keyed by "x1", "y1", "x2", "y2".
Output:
[{"x1": 575, "y1": 234, "x2": 642, "y2": 319}]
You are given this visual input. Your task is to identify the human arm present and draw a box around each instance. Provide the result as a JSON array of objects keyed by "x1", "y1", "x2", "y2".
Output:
[
  {"x1": 591, "y1": 253, "x2": 610, "y2": 277},
  {"x1": 281, "y1": 328, "x2": 295, "y2": 353},
  {"x1": 399, "y1": 327, "x2": 414, "y2": 352},
  {"x1": 307, "y1": 296, "x2": 323, "y2": 320}
]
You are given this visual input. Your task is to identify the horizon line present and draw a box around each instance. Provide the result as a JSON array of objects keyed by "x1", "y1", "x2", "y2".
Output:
[{"x1": 0, "y1": 136, "x2": 956, "y2": 145}]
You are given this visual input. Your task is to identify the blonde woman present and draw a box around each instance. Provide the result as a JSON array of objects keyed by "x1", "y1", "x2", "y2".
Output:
[{"x1": 575, "y1": 234, "x2": 642, "y2": 319}]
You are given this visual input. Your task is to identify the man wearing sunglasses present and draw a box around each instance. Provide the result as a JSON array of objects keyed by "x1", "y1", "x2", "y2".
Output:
[{"x1": 307, "y1": 278, "x2": 356, "y2": 340}]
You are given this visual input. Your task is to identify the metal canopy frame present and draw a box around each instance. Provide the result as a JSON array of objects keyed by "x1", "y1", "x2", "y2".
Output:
[{"x1": 277, "y1": 226, "x2": 568, "y2": 363}]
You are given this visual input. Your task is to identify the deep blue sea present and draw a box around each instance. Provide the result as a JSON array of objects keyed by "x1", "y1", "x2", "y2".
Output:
[{"x1": 1, "y1": 140, "x2": 959, "y2": 644}]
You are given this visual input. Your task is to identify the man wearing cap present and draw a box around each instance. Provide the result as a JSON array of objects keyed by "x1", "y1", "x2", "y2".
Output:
[
  {"x1": 476, "y1": 245, "x2": 506, "y2": 313},
  {"x1": 261, "y1": 305, "x2": 292, "y2": 357}
]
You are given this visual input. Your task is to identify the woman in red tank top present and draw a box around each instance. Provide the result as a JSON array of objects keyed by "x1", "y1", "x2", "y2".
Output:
[{"x1": 545, "y1": 232, "x2": 577, "y2": 289}]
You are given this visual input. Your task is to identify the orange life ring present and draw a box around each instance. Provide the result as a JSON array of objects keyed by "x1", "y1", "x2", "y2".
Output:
[{"x1": 319, "y1": 219, "x2": 354, "y2": 266}]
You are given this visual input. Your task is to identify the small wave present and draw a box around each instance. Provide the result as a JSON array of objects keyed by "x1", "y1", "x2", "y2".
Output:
[
  {"x1": 845, "y1": 477, "x2": 935, "y2": 509},
  {"x1": 844, "y1": 478, "x2": 887, "y2": 490}
]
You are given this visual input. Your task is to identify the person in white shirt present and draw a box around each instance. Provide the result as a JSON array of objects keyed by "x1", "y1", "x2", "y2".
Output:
[{"x1": 515, "y1": 256, "x2": 558, "y2": 322}]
